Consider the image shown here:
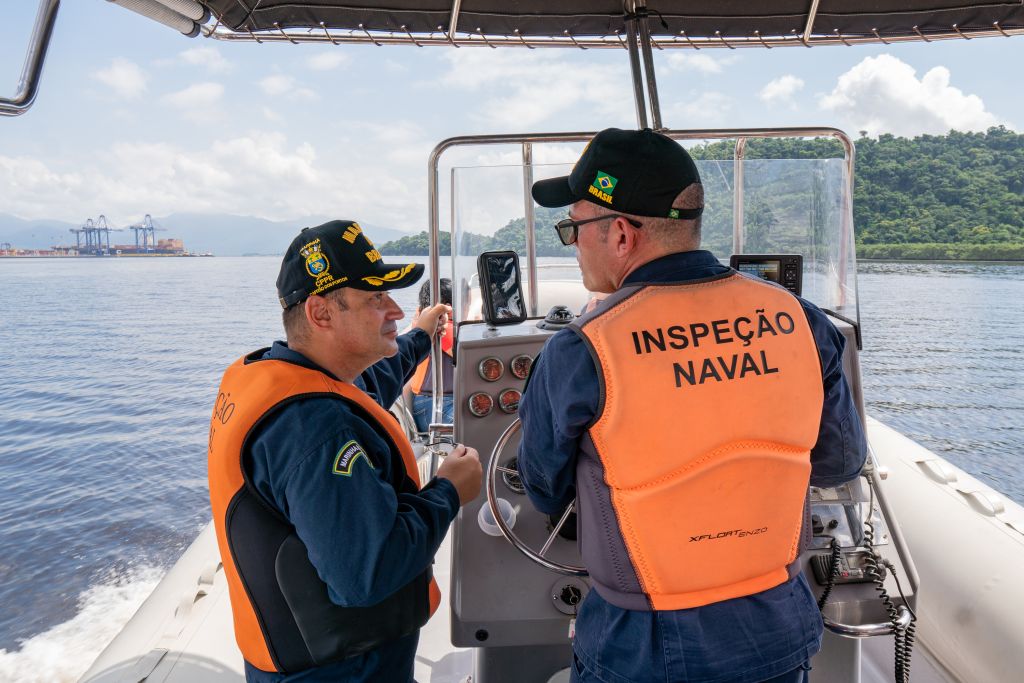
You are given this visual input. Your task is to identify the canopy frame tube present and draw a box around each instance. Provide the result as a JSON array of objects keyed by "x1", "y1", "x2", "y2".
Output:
[
  {"x1": 203, "y1": 25, "x2": 1024, "y2": 48},
  {"x1": 0, "y1": 0, "x2": 60, "y2": 117},
  {"x1": 623, "y1": 0, "x2": 663, "y2": 130}
]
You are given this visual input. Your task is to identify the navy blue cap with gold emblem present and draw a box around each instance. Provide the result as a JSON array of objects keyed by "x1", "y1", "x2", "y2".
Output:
[
  {"x1": 532, "y1": 128, "x2": 703, "y2": 220},
  {"x1": 276, "y1": 220, "x2": 424, "y2": 308}
]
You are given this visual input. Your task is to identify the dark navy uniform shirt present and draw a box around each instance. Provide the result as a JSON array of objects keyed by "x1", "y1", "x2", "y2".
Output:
[
  {"x1": 244, "y1": 330, "x2": 461, "y2": 683},
  {"x1": 518, "y1": 250, "x2": 867, "y2": 683}
]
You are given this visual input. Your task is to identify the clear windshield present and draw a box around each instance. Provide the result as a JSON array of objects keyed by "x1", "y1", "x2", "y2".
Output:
[
  {"x1": 449, "y1": 146, "x2": 858, "y2": 325},
  {"x1": 700, "y1": 156, "x2": 858, "y2": 319},
  {"x1": 450, "y1": 163, "x2": 579, "y2": 323}
]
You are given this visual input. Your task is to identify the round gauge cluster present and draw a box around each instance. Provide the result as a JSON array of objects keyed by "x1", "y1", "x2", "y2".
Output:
[{"x1": 466, "y1": 354, "x2": 534, "y2": 418}]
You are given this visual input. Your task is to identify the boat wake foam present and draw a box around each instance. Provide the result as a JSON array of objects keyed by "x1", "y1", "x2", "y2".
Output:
[{"x1": 0, "y1": 566, "x2": 164, "y2": 683}]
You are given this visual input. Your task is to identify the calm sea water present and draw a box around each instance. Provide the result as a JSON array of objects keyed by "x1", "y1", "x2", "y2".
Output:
[{"x1": 0, "y1": 256, "x2": 1021, "y2": 681}]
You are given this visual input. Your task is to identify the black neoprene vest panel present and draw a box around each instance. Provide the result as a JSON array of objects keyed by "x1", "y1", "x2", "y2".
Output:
[
  {"x1": 276, "y1": 535, "x2": 430, "y2": 665},
  {"x1": 227, "y1": 391, "x2": 431, "y2": 674}
]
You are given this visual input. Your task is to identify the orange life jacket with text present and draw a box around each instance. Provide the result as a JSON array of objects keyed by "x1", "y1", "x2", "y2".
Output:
[
  {"x1": 573, "y1": 272, "x2": 824, "y2": 611},
  {"x1": 207, "y1": 351, "x2": 440, "y2": 673}
]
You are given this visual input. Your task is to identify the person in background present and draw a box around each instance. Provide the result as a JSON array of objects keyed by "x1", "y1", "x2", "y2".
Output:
[
  {"x1": 409, "y1": 278, "x2": 455, "y2": 433},
  {"x1": 517, "y1": 128, "x2": 867, "y2": 683},
  {"x1": 207, "y1": 220, "x2": 482, "y2": 683}
]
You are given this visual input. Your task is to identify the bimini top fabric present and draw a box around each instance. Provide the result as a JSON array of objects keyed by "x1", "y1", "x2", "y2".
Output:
[{"x1": 203, "y1": 0, "x2": 1024, "y2": 43}]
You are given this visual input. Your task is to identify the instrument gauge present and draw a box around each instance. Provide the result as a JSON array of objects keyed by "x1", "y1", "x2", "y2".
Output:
[
  {"x1": 467, "y1": 392, "x2": 493, "y2": 418},
  {"x1": 478, "y1": 357, "x2": 504, "y2": 382},
  {"x1": 498, "y1": 389, "x2": 521, "y2": 414},
  {"x1": 510, "y1": 354, "x2": 533, "y2": 380}
]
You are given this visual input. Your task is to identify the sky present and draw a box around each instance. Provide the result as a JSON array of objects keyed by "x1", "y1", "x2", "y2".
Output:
[{"x1": 0, "y1": 2, "x2": 1020, "y2": 233}]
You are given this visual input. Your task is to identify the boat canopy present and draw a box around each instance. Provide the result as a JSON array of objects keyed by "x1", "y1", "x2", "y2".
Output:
[
  {"x1": 7, "y1": 0, "x2": 1024, "y2": 117},
  {"x1": 201, "y1": 0, "x2": 1024, "y2": 47}
]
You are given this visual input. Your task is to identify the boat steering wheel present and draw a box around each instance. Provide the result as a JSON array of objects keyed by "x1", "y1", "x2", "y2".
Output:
[{"x1": 486, "y1": 418, "x2": 588, "y2": 576}]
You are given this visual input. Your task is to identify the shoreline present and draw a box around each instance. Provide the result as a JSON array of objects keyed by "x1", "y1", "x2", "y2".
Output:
[
  {"x1": 0, "y1": 253, "x2": 212, "y2": 259},
  {"x1": 858, "y1": 258, "x2": 1024, "y2": 264}
]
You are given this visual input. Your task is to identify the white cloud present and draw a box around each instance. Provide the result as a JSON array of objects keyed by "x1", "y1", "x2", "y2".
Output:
[
  {"x1": 343, "y1": 120, "x2": 433, "y2": 166},
  {"x1": 0, "y1": 120, "x2": 580, "y2": 234},
  {"x1": 162, "y1": 82, "x2": 223, "y2": 108},
  {"x1": 819, "y1": 54, "x2": 1003, "y2": 136},
  {"x1": 306, "y1": 52, "x2": 351, "y2": 71},
  {"x1": 0, "y1": 132, "x2": 422, "y2": 228},
  {"x1": 665, "y1": 53, "x2": 731, "y2": 75},
  {"x1": 92, "y1": 58, "x2": 147, "y2": 99},
  {"x1": 670, "y1": 92, "x2": 733, "y2": 124},
  {"x1": 760, "y1": 75, "x2": 804, "y2": 104},
  {"x1": 179, "y1": 46, "x2": 233, "y2": 74},
  {"x1": 159, "y1": 82, "x2": 225, "y2": 123},
  {"x1": 437, "y1": 51, "x2": 632, "y2": 129},
  {"x1": 258, "y1": 74, "x2": 318, "y2": 101},
  {"x1": 470, "y1": 146, "x2": 581, "y2": 169},
  {"x1": 259, "y1": 74, "x2": 292, "y2": 96}
]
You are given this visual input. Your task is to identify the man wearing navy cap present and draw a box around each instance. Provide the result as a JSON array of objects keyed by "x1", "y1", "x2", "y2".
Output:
[
  {"x1": 517, "y1": 129, "x2": 867, "y2": 683},
  {"x1": 208, "y1": 220, "x2": 482, "y2": 683}
]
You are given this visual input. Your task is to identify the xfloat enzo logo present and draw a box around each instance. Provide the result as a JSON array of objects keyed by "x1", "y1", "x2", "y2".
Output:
[{"x1": 689, "y1": 527, "x2": 768, "y2": 543}]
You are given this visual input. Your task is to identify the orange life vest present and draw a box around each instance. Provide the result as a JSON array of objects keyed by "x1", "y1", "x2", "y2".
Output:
[
  {"x1": 208, "y1": 351, "x2": 440, "y2": 673},
  {"x1": 574, "y1": 273, "x2": 824, "y2": 610},
  {"x1": 410, "y1": 324, "x2": 454, "y2": 395}
]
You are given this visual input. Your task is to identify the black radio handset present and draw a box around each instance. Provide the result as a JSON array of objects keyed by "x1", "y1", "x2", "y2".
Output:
[{"x1": 815, "y1": 537, "x2": 842, "y2": 610}]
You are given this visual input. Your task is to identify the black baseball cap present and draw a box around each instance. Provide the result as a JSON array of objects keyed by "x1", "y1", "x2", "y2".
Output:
[
  {"x1": 276, "y1": 220, "x2": 423, "y2": 309},
  {"x1": 532, "y1": 128, "x2": 703, "y2": 220}
]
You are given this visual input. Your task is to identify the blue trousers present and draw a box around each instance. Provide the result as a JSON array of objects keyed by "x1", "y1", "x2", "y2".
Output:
[{"x1": 412, "y1": 393, "x2": 454, "y2": 433}]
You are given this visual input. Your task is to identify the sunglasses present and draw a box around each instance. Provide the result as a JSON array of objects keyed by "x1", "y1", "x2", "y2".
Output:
[{"x1": 554, "y1": 214, "x2": 644, "y2": 246}]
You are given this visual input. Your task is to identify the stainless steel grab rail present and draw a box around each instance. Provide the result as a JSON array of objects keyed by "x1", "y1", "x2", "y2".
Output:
[
  {"x1": 824, "y1": 604, "x2": 913, "y2": 638},
  {"x1": 0, "y1": 0, "x2": 60, "y2": 117}
]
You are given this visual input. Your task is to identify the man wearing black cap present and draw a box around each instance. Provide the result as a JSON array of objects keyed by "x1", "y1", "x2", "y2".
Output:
[
  {"x1": 517, "y1": 129, "x2": 866, "y2": 683},
  {"x1": 208, "y1": 220, "x2": 482, "y2": 683}
]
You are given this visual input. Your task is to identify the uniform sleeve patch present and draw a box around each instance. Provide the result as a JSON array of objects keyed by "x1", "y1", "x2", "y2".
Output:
[{"x1": 332, "y1": 440, "x2": 373, "y2": 476}]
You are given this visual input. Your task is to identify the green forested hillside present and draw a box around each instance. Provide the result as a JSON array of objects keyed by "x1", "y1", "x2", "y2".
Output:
[
  {"x1": 381, "y1": 128, "x2": 1024, "y2": 260},
  {"x1": 689, "y1": 127, "x2": 1024, "y2": 258},
  {"x1": 380, "y1": 206, "x2": 573, "y2": 257}
]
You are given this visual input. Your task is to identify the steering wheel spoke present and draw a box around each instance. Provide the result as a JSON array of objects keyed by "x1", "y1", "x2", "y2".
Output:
[{"x1": 539, "y1": 501, "x2": 574, "y2": 558}]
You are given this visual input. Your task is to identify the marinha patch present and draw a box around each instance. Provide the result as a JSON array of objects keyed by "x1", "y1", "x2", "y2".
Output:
[{"x1": 332, "y1": 440, "x2": 373, "y2": 476}]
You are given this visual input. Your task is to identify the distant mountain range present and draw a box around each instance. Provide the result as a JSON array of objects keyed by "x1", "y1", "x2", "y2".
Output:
[{"x1": 0, "y1": 213, "x2": 413, "y2": 256}]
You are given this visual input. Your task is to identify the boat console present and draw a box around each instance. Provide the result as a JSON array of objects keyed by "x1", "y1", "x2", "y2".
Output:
[{"x1": 450, "y1": 318, "x2": 578, "y2": 681}]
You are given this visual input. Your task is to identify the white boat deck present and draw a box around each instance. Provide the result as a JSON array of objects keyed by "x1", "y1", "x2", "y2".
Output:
[
  {"x1": 79, "y1": 418, "x2": 1024, "y2": 683},
  {"x1": 77, "y1": 523, "x2": 956, "y2": 683}
]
